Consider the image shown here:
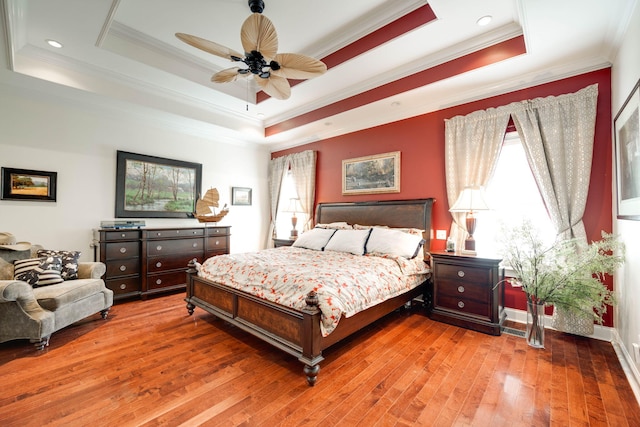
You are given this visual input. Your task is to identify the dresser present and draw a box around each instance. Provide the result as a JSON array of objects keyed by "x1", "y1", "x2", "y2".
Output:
[
  {"x1": 98, "y1": 226, "x2": 230, "y2": 300},
  {"x1": 429, "y1": 251, "x2": 505, "y2": 335}
]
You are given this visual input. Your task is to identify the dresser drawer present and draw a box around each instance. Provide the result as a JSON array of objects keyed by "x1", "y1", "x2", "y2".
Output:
[
  {"x1": 435, "y1": 294, "x2": 491, "y2": 319},
  {"x1": 206, "y1": 236, "x2": 229, "y2": 252},
  {"x1": 147, "y1": 238, "x2": 204, "y2": 256},
  {"x1": 102, "y1": 230, "x2": 140, "y2": 241},
  {"x1": 435, "y1": 263, "x2": 490, "y2": 284},
  {"x1": 106, "y1": 258, "x2": 140, "y2": 277},
  {"x1": 206, "y1": 227, "x2": 230, "y2": 236},
  {"x1": 147, "y1": 270, "x2": 188, "y2": 290},
  {"x1": 147, "y1": 254, "x2": 202, "y2": 273},
  {"x1": 143, "y1": 228, "x2": 204, "y2": 239},
  {"x1": 105, "y1": 241, "x2": 140, "y2": 259},
  {"x1": 436, "y1": 279, "x2": 489, "y2": 303},
  {"x1": 106, "y1": 277, "x2": 141, "y2": 295}
]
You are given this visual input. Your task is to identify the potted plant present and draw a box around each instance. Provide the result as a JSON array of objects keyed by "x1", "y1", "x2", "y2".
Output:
[{"x1": 498, "y1": 220, "x2": 625, "y2": 347}]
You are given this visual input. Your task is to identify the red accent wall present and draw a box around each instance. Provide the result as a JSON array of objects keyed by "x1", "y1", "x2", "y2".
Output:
[{"x1": 273, "y1": 68, "x2": 614, "y2": 324}]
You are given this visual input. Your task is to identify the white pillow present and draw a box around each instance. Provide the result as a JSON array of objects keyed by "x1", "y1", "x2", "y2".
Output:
[
  {"x1": 366, "y1": 227, "x2": 425, "y2": 259},
  {"x1": 292, "y1": 228, "x2": 336, "y2": 251},
  {"x1": 324, "y1": 229, "x2": 371, "y2": 255}
]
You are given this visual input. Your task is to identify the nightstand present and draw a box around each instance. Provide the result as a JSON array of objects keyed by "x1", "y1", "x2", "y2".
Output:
[
  {"x1": 273, "y1": 238, "x2": 296, "y2": 247},
  {"x1": 429, "y1": 251, "x2": 505, "y2": 335}
]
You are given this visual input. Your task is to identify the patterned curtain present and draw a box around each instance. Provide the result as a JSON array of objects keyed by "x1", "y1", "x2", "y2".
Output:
[
  {"x1": 267, "y1": 155, "x2": 288, "y2": 247},
  {"x1": 289, "y1": 150, "x2": 317, "y2": 232},
  {"x1": 511, "y1": 84, "x2": 598, "y2": 243},
  {"x1": 445, "y1": 107, "x2": 511, "y2": 249}
]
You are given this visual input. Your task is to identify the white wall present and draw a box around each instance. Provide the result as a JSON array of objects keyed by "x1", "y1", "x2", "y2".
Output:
[
  {"x1": 611, "y1": 0, "x2": 640, "y2": 393},
  {"x1": 0, "y1": 72, "x2": 271, "y2": 261}
]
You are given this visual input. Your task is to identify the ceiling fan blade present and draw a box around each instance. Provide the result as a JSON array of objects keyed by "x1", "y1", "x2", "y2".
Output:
[
  {"x1": 255, "y1": 74, "x2": 291, "y2": 100},
  {"x1": 176, "y1": 33, "x2": 243, "y2": 60},
  {"x1": 240, "y1": 13, "x2": 278, "y2": 60},
  {"x1": 271, "y1": 53, "x2": 327, "y2": 80},
  {"x1": 212, "y1": 67, "x2": 246, "y2": 83}
]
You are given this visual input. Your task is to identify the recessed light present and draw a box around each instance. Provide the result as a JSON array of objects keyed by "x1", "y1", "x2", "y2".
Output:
[
  {"x1": 257, "y1": 113, "x2": 265, "y2": 119},
  {"x1": 46, "y1": 39, "x2": 63, "y2": 48},
  {"x1": 391, "y1": 101, "x2": 401, "y2": 107},
  {"x1": 476, "y1": 15, "x2": 492, "y2": 26}
]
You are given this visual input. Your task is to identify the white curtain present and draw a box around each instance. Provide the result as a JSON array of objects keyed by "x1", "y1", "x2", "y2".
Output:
[
  {"x1": 511, "y1": 84, "x2": 598, "y2": 243},
  {"x1": 445, "y1": 107, "x2": 511, "y2": 249},
  {"x1": 289, "y1": 150, "x2": 317, "y2": 232},
  {"x1": 267, "y1": 150, "x2": 317, "y2": 247},
  {"x1": 267, "y1": 155, "x2": 288, "y2": 246}
]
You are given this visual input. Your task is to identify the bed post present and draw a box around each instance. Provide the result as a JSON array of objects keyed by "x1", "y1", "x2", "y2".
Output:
[
  {"x1": 185, "y1": 258, "x2": 197, "y2": 315},
  {"x1": 299, "y1": 291, "x2": 324, "y2": 386}
]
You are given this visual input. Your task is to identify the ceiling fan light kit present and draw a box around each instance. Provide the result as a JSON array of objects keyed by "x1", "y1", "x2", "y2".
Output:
[{"x1": 176, "y1": 0, "x2": 326, "y2": 100}]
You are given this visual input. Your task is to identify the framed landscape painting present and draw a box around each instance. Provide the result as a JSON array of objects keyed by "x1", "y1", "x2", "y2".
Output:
[
  {"x1": 614, "y1": 78, "x2": 640, "y2": 220},
  {"x1": 342, "y1": 151, "x2": 400, "y2": 195},
  {"x1": 115, "y1": 151, "x2": 202, "y2": 218},
  {"x1": 1, "y1": 167, "x2": 57, "y2": 202}
]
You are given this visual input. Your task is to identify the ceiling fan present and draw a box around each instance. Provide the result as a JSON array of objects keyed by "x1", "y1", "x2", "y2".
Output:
[{"x1": 176, "y1": 0, "x2": 327, "y2": 100}]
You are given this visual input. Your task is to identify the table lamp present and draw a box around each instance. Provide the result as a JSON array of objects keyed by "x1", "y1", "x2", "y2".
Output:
[
  {"x1": 284, "y1": 198, "x2": 303, "y2": 239},
  {"x1": 449, "y1": 186, "x2": 490, "y2": 254}
]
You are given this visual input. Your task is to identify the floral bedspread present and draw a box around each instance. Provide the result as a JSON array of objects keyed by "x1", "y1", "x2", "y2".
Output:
[{"x1": 196, "y1": 247, "x2": 430, "y2": 336}]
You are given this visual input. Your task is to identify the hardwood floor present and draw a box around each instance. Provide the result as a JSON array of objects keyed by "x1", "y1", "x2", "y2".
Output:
[{"x1": 1, "y1": 293, "x2": 638, "y2": 427}]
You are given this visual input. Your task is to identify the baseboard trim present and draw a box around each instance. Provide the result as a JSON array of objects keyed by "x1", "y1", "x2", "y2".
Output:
[{"x1": 503, "y1": 307, "x2": 612, "y2": 341}]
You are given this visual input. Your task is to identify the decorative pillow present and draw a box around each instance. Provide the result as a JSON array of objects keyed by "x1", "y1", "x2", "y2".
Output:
[
  {"x1": 292, "y1": 228, "x2": 336, "y2": 251},
  {"x1": 14, "y1": 256, "x2": 64, "y2": 287},
  {"x1": 315, "y1": 222, "x2": 353, "y2": 230},
  {"x1": 366, "y1": 227, "x2": 426, "y2": 259},
  {"x1": 37, "y1": 249, "x2": 81, "y2": 280},
  {"x1": 324, "y1": 229, "x2": 372, "y2": 256}
]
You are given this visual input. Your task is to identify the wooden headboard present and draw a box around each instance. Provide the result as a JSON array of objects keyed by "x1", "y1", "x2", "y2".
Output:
[{"x1": 315, "y1": 198, "x2": 435, "y2": 252}]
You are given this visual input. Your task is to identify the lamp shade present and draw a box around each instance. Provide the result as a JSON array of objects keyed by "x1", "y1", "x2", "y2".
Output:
[
  {"x1": 284, "y1": 198, "x2": 303, "y2": 213},
  {"x1": 449, "y1": 186, "x2": 490, "y2": 212}
]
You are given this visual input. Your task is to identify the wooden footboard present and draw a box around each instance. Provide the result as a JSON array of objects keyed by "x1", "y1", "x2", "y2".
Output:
[{"x1": 185, "y1": 260, "x2": 426, "y2": 386}]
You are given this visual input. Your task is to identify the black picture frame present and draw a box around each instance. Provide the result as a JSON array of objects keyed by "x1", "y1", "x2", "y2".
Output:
[
  {"x1": 232, "y1": 187, "x2": 252, "y2": 206},
  {"x1": 115, "y1": 151, "x2": 202, "y2": 218},
  {"x1": 614, "y1": 78, "x2": 640, "y2": 220},
  {"x1": 1, "y1": 167, "x2": 57, "y2": 202}
]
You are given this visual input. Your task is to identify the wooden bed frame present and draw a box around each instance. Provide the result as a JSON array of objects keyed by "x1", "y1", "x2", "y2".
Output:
[{"x1": 185, "y1": 198, "x2": 435, "y2": 386}]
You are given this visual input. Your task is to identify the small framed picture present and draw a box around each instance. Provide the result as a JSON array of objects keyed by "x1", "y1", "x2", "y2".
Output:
[
  {"x1": 1, "y1": 167, "x2": 57, "y2": 202},
  {"x1": 232, "y1": 187, "x2": 252, "y2": 206}
]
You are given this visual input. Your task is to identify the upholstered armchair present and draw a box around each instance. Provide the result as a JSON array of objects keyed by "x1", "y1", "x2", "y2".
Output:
[{"x1": 0, "y1": 245, "x2": 114, "y2": 349}]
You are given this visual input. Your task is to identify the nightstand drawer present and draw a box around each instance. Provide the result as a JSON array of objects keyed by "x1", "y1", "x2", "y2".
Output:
[
  {"x1": 435, "y1": 264, "x2": 490, "y2": 284},
  {"x1": 435, "y1": 294, "x2": 491, "y2": 319},
  {"x1": 436, "y1": 279, "x2": 489, "y2": 303}
]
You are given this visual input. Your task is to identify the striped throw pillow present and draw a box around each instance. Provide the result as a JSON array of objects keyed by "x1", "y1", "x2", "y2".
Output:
[{"x1": 14, "y1": 256, "x2": 64, "y2": 287}]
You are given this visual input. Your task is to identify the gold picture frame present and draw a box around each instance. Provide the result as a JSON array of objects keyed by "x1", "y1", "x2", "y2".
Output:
[{"x1": 342, "y1": 151, "x2": 400, "y2": 195}]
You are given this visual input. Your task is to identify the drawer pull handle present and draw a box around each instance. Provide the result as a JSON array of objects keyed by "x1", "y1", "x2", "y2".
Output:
[
  {"x1": 457, "y1": 270, "x2": 465, "y2": 278},
  {"x1": 156, "y1": 279, "x2": 162, "y2": 285},
  {"x1": 120, "y1": 247, "x2": 127, "y2": 254},
  {"x1": 121, "y1": 233, "x2": 126, "y2": 238},
  {"x1": 119, "y1": 265, "x2": 127, "y2": 272},
  {"x1": 458, "y1": 301, "x2": 465, "y2": 309},
  {"x1": 457, "y1": 286, "x2": 465, "y2": 293},
  {"x1": 156, "y1": 232, "x2": 162, "y2": 236},
  {"x1": 156, "y1": 245, "x2": 162, "y2": 251},
  {"x1": 215, "y1": 240, "x2": 220, "y2": 246},
  {"x1": 156, "y1": 262, "x2": 162, "y2": 268},
  {"x1": 119, "y1": 283, "x2": 126, "y2": 290},
  {"x1": 192, "y1": 243, "x2": 198, "y2": 248}
]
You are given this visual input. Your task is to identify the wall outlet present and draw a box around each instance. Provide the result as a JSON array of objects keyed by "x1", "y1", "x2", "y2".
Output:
[
  {"x1": 633, "y1": 343, "x2": 640, "y2": 363},
  {"x1": 436, "y1": 230, "x2": 447, "y2": 240}
]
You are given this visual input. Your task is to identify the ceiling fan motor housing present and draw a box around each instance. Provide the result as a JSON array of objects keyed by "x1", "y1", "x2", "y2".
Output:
[{"x1": 248, "y1": 0, "x2": 265, "y2": 13}]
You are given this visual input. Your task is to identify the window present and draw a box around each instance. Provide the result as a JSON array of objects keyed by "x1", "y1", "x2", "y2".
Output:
[
  {"x1": 275, "y1": 170, "x2": 309, "y2": 239},
  {"x1": 474, "y1": 132, "x2": 556, "y2": 255}
]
